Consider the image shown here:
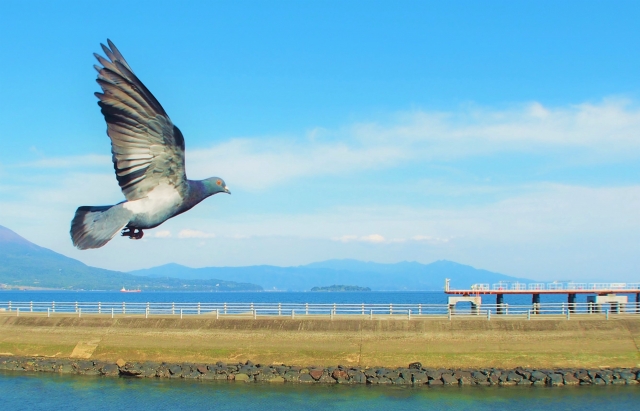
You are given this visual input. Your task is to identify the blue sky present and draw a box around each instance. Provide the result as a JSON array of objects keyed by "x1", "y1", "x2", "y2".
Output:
[{"x1": 1, "y1": 1, "x2": 639, "y2": 281}]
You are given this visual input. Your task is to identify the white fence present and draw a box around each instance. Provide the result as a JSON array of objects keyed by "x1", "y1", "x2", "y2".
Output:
[{"x1": 0, "y1": 301, "x2": 638, "y2": 319}]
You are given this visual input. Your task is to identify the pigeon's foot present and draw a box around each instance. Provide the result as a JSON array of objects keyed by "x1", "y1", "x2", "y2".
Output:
[{"x1": 121, "y1": 227, "x2": 144, "y2": 240}]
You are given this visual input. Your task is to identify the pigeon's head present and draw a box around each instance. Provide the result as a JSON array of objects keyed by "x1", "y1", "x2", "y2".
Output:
[{"x1": 203, "y1": 177, "x2": 231, "y2": 195}]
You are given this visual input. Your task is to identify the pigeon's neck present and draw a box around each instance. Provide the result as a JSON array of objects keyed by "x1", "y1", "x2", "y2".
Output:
[
  {"x1": 187, "y1": 180, "x2": 214, "y2": 202},
  {"x1": 187, "y1": 178, "x2": 225, "y2": 202}
]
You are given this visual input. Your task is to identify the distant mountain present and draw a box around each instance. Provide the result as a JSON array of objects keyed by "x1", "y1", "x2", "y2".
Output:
[
  {"x1": 0, "y1": 225, "x2": 262, "y2": 291},
  {"x1": 130, "y1": 259, "x2": 532, "y2": 291}
]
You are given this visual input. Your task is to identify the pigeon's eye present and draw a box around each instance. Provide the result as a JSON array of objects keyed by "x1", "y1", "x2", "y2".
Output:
[{"x1": 216, "y1": 179, "x2": 222, "y2": 186}]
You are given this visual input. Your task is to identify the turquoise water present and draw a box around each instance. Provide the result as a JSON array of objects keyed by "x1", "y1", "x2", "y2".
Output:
[{"x1": 1, "y1": 372, "x2": 637, "y2": 410}]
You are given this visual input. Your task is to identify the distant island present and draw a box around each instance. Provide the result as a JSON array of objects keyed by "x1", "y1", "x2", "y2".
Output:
[{"x1": 310, "y1": 285, "x2": 371, "y2": 292}]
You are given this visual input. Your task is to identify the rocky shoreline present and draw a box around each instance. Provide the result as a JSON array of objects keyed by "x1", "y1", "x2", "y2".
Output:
[{"x1": 0, "y1": 356, "x2": 638, "y2": 386}]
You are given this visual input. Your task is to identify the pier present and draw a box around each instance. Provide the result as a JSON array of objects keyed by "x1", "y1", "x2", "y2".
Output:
[{"x1": 445, "y1": 279, "x2": 640, "y2": 314}]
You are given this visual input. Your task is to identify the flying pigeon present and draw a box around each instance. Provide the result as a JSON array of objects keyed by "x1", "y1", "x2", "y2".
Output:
[{"x1": 70, "y1": 40, "x2": 230, "y2": 250}]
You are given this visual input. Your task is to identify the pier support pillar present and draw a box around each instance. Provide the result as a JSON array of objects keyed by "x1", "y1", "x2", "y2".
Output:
[
  {"x1": 532, "y1": 294, "x2": 540, "y2": 314},
  {"x1": 568, "y1": 293, "x2": 577, "y2": 313},
  {"x1": 636, "y1": 293, "x2": 640, "y2": 313},
  {"x1": 496, "y1": 294, "x2": 504, "y2": 314}
]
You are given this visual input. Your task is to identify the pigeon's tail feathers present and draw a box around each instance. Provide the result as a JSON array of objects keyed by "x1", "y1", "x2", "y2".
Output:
[{"x1": 70, "y1": 204, "x2": 132, "y2": 250}]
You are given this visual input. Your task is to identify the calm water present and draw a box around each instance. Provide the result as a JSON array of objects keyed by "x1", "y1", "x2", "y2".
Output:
[
  {"x1": 1, "y1": 290, "x2": 630, "y2": 305},
  {"x1": 0, "y1": 371, "x2": 637, "y2": 411}
]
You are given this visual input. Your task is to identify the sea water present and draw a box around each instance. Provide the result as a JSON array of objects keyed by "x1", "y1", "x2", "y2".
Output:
[
  {"x1": 0, "y1": 371, "x2": 637, "y2": 411},
  {"x1": 0, "y1": 290, "x2": 623, "y2": 305}
]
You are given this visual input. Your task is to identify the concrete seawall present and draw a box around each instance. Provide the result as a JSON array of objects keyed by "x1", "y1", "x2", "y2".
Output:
[{"x1": 1, "y1": 314, "x2": 639, "y2": 368}]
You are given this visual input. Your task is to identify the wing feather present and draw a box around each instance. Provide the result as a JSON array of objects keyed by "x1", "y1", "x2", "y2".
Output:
[{"x1": 94, "y1": 40, "x2": 187, "y2": 201}]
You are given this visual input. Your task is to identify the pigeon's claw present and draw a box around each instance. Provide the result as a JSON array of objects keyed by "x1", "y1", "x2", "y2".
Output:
[{"x1": 121, "y1": 227, "x2": 144, "y2": 240}]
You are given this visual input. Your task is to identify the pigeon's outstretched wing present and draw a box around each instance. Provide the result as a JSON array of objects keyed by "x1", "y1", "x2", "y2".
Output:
[{"x1": 94, "y1": 39, "x2": 187, "y2": 201}]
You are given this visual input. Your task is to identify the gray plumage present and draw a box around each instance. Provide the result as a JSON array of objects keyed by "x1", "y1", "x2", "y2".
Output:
[{"x1": 71, "y1": 39, "x2": 229, "y2": 250}]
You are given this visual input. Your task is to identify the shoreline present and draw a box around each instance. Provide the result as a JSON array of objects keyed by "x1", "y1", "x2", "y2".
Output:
[{"x1": 1, "y1": 356, "x2": 638, "y2": 387}]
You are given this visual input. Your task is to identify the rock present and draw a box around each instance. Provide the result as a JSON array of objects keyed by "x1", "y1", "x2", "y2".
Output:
[
  {"x1": 442, "y1": 373, "x2": 458, "y2": 385},
  {"x1": 454, "y1": 371, "x2": 473, "y2": 385},
  {"x1": 548, "y1": 373, "x2": 564, "y2": 386},
  {"x1": 412, "y1": 371, "x2": 428, "y2": 384},
  {"x1": 428, "y1": 379, "x2": 444, "y2": 386},
  {"x1": 364, "y1": 369, "x2": 377, "y2": 378},
  {"x1": 268, "y1": 376, "x2": 285, "y2": 383},
  {"x1": 352, "y1": 372, "x2": 366, "y2": 384},
  {"x1": 472, "y1": 371, "x2": 487, "y2": 382},
  {"x1": 506, "y1": 372, "x2": 522, "y2": 383},
  {"x1": 366, "y1": 376, "x2": 378, "y2": 384},
  {"x1": 426, "y1": 370, "x2": 442, "y2": 380},
  {"x1": 530, "y1": 371, "x2": 547, "y2": 383},
  {"x1": 168, "y1": 364, "x2": 182, "y2": 376},
  {"x1": 196, "y1": 365, "x2": 208, "y2": 374},
  {"x1": 299, "y1": 374, "x2": 315, "y2": 383},
  {"x1": 332, "y1": 369, "x2": 348, "y2": 381},
  {"x1": 408, "y1": 362, "x2": 422, "y2": 370},
  {"x1": 99, "y1": 363, "x2": 119, "y2": 376},
  {"x1": 72, "y1": 360, "x2": 92, "y2": 371},
  {"x1": 309, "y1": 370, "x2": 324, "y2": 381},
  {"x1": 384, "y1": 371, "x2": 399, "y2": 380},
  {"x1": 115, "y1": 359, "x2": 126, "y2": 368},
  {"x1": 563, "y1": 374, "x2": 579, "y2": 385}
]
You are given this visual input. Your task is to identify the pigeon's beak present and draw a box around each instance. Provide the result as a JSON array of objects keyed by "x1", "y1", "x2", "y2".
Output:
[{"x1": 224, "y1": 186, "x2": 231, "y2": 194}]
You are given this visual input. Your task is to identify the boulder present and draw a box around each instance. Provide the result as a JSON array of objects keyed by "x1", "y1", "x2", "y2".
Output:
[
  {"x1": 548, "y1": 373, "x2": 564, "y2": 386},
  {"x1": 309, "y1": 370, "x2": 324, "y2": 381},
  {"x1": 115, "y1": 359, "x2": 126, "y2": 368},
  {"x1": 100, "y1": 364, "x2": 119, "y2": 377},
  {"x1": 441, "y1": 373, "x2": 458, "y2": 385},
  {"x1": 332, "y1": 369, "x2": 348, "y2": 381},
  {"x1": 352, "y1": 372, "x2": 366, "y2": 384},
  {"x1": 563, "y1": 374, "x2": 580, "y2": 385},
  {"x1": 168, "y1": 364, "x2": 182, "y2": 376},
  {"x1": 299, "y1": 374, "x2": 315, "y2": 383},
  {"x1": 408, "y1": 362, "x2": 422, "y2": 370},
  {"x1": 530, "y1": 371, "x2": 547, "y2": 383}
]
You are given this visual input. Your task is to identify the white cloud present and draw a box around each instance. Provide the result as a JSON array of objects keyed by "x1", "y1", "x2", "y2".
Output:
[
  {"x1": 178, "y1": 229, "x2": 216, "y2": 239},
  {"x1": 183, "y1": 99, "x2": 640, "y2": 190},
  {"x1": 411, "y1": 235, "x2": 451, "y2": 244},
  {"x1": 7, "y1": 99, "x2": 639, "y2": 194},
  {"x1": 154, "y1": 230, "x2": 172, "y2": 238}
]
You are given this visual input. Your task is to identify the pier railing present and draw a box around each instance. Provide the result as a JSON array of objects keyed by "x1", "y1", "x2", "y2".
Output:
[
  {"x1": 0, "y1": 301, "x2": 639, "y2": 320},
  {"x1": 478, "y1": 282, "x2": 640, "y2": 291}
]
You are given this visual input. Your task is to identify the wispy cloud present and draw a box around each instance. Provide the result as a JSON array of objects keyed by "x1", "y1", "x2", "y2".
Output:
[
  {"x1": 178, "y1": 229, "x2": 216, "y2": 239},
  {"x1": 185, "y1": 99, "x2": 640, "y2": 190}
]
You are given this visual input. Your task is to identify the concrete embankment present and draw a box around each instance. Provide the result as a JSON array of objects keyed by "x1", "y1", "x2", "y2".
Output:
[{"x1": 0, "y1": 314, "x2": 639, "y2": 368}]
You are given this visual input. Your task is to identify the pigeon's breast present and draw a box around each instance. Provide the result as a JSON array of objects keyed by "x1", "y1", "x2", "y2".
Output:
[{"x1": 123, "y1": 183, "x2": 183, "y2": 228}]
